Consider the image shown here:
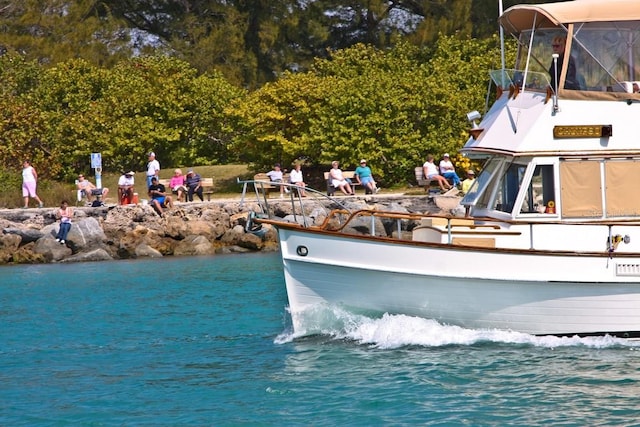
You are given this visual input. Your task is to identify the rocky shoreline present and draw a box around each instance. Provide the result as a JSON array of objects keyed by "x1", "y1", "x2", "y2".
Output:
[{"x1": 0, "y1": 194, "x2": 452, "y2": 265}]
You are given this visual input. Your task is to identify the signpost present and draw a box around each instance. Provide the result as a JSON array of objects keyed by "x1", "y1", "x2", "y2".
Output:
[{"x1": 91, "y1": 153, "x2": 102, "y2": 189}]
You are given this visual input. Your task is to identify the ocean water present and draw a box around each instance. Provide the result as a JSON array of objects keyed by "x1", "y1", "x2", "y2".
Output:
[{"x1": 1, "y1": 253, "x2": 640, "y2": 426}]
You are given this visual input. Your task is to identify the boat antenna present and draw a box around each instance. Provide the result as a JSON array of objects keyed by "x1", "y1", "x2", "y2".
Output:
[
  {"x1": 499, "y1": 0, "x2": 506, "y2": 87},
  {"x1": 552, "y1": 53, "x2": 559, "y2": 112}
]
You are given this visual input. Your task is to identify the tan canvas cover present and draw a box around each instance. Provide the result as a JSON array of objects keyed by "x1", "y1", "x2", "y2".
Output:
[
  {"x1": 500, "y1": 0, "x2": 640, "y2": 35},
  {"x1": 560, "y1": 161, "x2": 602, "y2": 218},
  {"x1": 604, "y1": 161, "x2": 640, "y2": 217}
]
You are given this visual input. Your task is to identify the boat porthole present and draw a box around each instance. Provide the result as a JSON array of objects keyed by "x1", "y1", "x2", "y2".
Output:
[{"x1": 296, "y1": 246, "x2": 308, "y2": 256}]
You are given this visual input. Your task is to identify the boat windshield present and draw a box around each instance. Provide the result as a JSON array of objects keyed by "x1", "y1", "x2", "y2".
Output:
[
  {"x1": 462, "y1": 157, "x2": 528, "y2": 215},
  {"x1": 514, "y1": 21, "x2": 640, "y2": 93}
]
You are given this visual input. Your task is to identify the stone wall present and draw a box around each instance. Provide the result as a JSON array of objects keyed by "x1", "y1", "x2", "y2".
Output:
[{"x1": 0, "y1": 195, "x2": 447, "y2": 264}]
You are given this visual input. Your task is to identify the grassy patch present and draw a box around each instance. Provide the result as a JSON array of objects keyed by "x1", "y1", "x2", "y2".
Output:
[
  {"x1": 0, "y1": 164, "x2": 252, "y2": 208},
  {"x1": 0, "y1": 164, "x2": 421, "y2": 208}
]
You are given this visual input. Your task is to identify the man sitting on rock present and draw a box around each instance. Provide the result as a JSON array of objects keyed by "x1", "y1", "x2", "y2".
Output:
[{"x1": 148, "y1": 177, "x2": 173, "y2": 216}]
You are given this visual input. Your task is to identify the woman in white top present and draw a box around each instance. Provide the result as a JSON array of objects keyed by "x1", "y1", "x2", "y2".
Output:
[
  {"x1": 330, "y1": 161, "x2": 353, "y2": 195},
  {"x1": 422, "y1": 154, "x2": 452, "y2": 192},
  {"x1": 289, "y1": 164, "x2": 307, "y2": 197},
  {"x1": 22, "y1": 160, "x2": 44, "y2": 208}
]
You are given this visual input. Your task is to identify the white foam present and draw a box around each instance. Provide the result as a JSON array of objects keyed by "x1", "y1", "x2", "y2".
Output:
[{"x1": 274, "y1": 305, "x2": 640, "y2": 349}]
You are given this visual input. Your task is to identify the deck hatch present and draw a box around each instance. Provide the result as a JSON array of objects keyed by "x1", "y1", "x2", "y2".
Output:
[{"x1": 616, "y1": 264, "x2": 640, "y2": 276}]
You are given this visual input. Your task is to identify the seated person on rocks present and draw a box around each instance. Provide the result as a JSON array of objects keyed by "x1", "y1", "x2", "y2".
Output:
[
  {"x1": 169, "y1": 168, "x2": 187, "y2": 202},
  {"x1": 185, "y1": 169, "x2": 204, "y2": 202},
  {"x1": 117, "y1": 171, "x2": 135, "y2": 204},
  {"x1": 77, "y1": 174, "x2": 109, "y2": 204},
  {"x1": 148, "y1": 177, "x2": 173, "y2": 216}
]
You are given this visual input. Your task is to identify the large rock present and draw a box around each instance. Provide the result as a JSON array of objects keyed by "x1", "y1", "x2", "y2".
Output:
[
  {"x1": 0, "y1": 233, "x2": 22, "y2": 263},
  {"x1": 3, "y1": 227, "x2": 44, "y2": 244},
  {"x1": 60, "y1": 248, "x2": 114, "y2": 263},
  {"x1": 174, "y1": 235, "x2": 214, "y2": 256},
  {"x1": 135, "y1": 243, "x2": 163, "y2": 258}
]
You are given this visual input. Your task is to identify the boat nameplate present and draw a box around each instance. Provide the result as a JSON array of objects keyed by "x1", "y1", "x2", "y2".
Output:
[{"x1": 553, "y1": 125, "x2": 613, "y2": 139}]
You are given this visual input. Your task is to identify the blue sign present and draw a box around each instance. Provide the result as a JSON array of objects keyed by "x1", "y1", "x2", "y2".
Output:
[{"x1": 91, "y1": 153, "x2": 102, "y2": 168}]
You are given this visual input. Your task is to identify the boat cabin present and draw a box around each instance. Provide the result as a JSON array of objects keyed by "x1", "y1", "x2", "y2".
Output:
[{"x1": 462, "y1": 0, "x2": 640, "y2": 222}]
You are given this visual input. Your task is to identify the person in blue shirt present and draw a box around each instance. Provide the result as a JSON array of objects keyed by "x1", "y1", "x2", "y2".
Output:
[{"x1": 354, "y1": 159, "x2": 379, "y2": 194}]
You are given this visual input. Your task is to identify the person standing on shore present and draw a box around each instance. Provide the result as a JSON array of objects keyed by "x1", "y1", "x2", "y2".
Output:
[
  {"x1": 146, "y1": 152, "x2": 160, "y2": 189},
  {"x1": 22, "y1": 160, "x2": 44, "y2": 209},
  {"x1": 54, "y1": 200, "x2": 73, "y2": 245}
]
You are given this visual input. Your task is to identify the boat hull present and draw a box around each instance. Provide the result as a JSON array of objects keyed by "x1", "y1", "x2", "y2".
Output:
[{"x1": 278, "y1": 227, "x2": 640, "y2": 337}]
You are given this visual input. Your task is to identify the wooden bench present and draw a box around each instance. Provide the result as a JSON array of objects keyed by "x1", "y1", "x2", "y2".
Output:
[
  {"x1": 414, "y1": 166, "x2": 452, "y2": 193},
  {"x1": 253, "y1": 173, "x2": 291, "y2": 196},
  {"x1": 159, "y1": 177, "x2": 214, "y2": 201},
  {"x1": 323, "y1": 171, "x2": 365, "y2": 196}
]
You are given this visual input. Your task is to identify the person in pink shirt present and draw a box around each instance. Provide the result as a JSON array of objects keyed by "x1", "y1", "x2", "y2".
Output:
[{"x1": 169, "y1": 168, "x2": 187, "y2": 202}]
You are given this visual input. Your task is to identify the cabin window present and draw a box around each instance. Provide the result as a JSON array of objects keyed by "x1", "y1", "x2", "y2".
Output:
[
  {"x1": 520, "y1": 165, "x2": 555, "y2": 214},
  {"x1": 572, "y1": 22, "x2": 640, "y2": 91},
  {"x1": 491, "y1": 162, "x2": 527, "y2": 214},
  {"x1": 467, "y1": 157, "x2": 502, "y2": 210}
]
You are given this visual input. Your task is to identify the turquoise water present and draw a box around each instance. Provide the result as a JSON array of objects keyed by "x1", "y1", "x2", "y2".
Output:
[{"x1": 1, "y1": 253, "x2": 640, "y2": 426}]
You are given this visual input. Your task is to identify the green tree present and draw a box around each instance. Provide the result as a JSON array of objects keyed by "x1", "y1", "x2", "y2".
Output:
[
  {"x1": 230, "y1": 36, "x2": 505, "y2": 185},
  {"x1": 0, "y1": 0, "x2": 132, "y2": 67}
]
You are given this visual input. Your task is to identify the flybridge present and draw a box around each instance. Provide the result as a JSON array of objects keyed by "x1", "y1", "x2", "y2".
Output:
[{"x1": 498, "y1": 0, "x2": 640, "y2": 100}]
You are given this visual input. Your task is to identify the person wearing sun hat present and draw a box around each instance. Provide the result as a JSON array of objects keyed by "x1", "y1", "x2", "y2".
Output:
[
  {"x1": 462, "y1": 169, "x2": 476, "y2": 194},
  {"x1": 117, "y1": 171, "x2": 135, "y2": 204},
  {"x1": 354, "y1": 159, "x2": 379, "y2": 194}
]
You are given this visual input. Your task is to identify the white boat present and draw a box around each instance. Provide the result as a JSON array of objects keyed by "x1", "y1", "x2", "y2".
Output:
[{"x1": 242, "y1": 0, "x2": 640, "y2": 338}]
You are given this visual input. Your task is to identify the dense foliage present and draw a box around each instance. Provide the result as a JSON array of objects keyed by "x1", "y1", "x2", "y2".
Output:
[
  {"x1": 0, "y1": 0, "x2": 546, "y2": 88},
  {"x1": 0, "y1": 54, "x2": 245, "y2": 177},
  {"x1": 0, "y1": 35, "x2": 514, "y2": 184},
  {"x1": 228, "y1": 37, "x2": 507, "y2": 185}
]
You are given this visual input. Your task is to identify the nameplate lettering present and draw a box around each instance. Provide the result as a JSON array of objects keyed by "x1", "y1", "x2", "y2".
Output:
[{"x1": 553, "y1": 125, "x2": 612, "y2": 138}]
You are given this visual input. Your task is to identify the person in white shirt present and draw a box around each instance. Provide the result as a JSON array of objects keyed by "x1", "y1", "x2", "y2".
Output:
[
  {"x1": 266, "y1": 163, "x2": 289, "y2": 197},
  {"x1": 146, "y1": 152, "x2": 160, "y2": 188},
  {"x1": 289, "y1": 163, "x2": 307, "y2": 197},
  {"x1": 423, "y1": 154, "x2": 452, "y2": 192},
  {"x1": 438, "y1": 153, "x2": 461, "y2": 187},
  {"x1": 118, "y1": 171, "x2": 135, "y2": 204},
  {"x1": 329, "y1": 160, "x2": 353, "y2": 195},
  {"x1": 21, "y1": 160, "x2": 44, "y2": 208}
]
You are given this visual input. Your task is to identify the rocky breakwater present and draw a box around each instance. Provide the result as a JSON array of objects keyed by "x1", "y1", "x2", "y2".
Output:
[{"x1": 0, "y1": 195, "x2": 451, "y2": 265}]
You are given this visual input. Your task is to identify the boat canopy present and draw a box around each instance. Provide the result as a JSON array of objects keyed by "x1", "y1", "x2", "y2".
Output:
[
  {"x1": 500, "y1": 0, "x2": 640, "y2": 35},
  {"x1": 492, "y1": 0, "x2": 640, "y2": 98}
]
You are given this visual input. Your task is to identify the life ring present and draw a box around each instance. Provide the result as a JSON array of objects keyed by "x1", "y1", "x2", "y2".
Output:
[{"x1": 545, "y1": 200, "x2": 556, "y2": 214}]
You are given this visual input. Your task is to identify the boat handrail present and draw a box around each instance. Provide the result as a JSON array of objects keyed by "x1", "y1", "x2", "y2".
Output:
[{"x1": 237, "y1": 178, "x2": 352, "y2": 227}]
